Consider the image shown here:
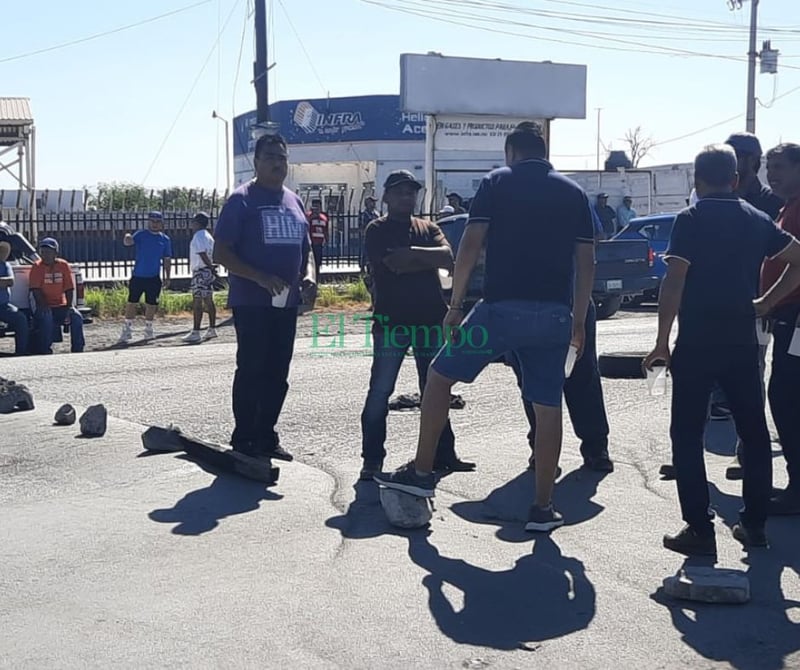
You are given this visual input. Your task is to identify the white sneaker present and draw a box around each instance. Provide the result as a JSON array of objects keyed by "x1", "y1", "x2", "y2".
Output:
[
  {"x1": 118, "y1": 324, "x2": 133, "y2": 342},
  {"x1": 143, "y1": 323, "x2": 155, "y2": 340},
  {"x1": 182, "y1": 330, "x2": 202, "y2": 344},
  {"x1": 203, "y1": 327, "x2": 218, "y2": 340}
]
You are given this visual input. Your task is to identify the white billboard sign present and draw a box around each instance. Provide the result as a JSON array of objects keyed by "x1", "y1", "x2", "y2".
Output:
[
  {"x1": 400, "y1": 53, "x2": 587, "y2": 119},
  {"x1": 434, "y1": 115, "x2": 541, "y2": 151}
]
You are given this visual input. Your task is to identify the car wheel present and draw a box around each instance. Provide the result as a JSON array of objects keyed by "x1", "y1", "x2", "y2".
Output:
[
  {"x1": 595, "y1": 295, "x2": 622, "y2": 320},
  {"x1": 598, "y1": 351, "x2": 648, "y2": 379}
]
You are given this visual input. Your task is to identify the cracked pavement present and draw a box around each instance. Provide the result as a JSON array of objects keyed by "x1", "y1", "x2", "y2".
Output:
[{"x1": 1, "y1": 308, "x2": 799, "y2": 669}]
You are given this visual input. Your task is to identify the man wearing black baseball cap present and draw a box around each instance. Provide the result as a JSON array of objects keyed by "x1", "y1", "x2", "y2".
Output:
[
  {"x1": 358, "y1": 169, "x2": 475, "y2": 480},
  {"x1": 725, "y1": 132, "x2": 784, "y2": 220}
]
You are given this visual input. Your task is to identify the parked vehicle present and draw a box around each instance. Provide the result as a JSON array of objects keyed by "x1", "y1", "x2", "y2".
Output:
[
  {"x1": 0, "y1": 222, "x2": 92, "y2": 340},
  {"x1": 436, "y1": 213, "x2": 659, "y2": 320},
  {"x1": 612, "y1": 213, "x2": 677, "y2": 303}
]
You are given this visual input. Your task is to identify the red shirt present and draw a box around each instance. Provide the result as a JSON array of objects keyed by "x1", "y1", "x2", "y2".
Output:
[
  {"x1": 29, "y1": 258, "x2": 74, "y2": 308},
  {"x1": 761, "y1": 198, "x2": 800, "y2": 308},
  {"x1": 308, "y1": 212, "x2": 328, "y2": 245}
]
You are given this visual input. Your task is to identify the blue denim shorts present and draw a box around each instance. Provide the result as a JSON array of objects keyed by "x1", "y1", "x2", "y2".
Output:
[{"x1": 431, "y1": 299, "x2": 572, "y2": 407}]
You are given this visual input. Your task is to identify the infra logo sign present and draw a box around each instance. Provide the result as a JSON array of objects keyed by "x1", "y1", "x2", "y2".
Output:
[{"x1": 292, "y1": 101, "x2": 366, "y2": 136}]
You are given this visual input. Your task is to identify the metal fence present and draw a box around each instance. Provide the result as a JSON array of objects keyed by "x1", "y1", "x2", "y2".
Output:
[{"x1": 5, "y1": 210, "x2": 369, "y2": 281}]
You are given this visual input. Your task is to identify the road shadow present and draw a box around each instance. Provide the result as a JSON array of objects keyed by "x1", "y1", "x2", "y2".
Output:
[
  {"x1": 651, "y1": 483, "x2": 800, "y2": 670},
  {"x1": 407, "y1": 533, "x2": 595, "y2": 650},
  {"x1": 451, "y1": 468, "x2": 608, "y2": 542},
  {"x1": 325, "y1": 479, "x2": 416, "y2": 540},
  {"x1": 148, "y1": 456, "x2": 282, "y2": 535},
  {"x1": 325, "y1": 479, "x2": 596, "y2": 651}
]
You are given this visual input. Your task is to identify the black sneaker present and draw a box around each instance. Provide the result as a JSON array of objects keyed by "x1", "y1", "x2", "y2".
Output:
[
  {"x1": 374, "y1": 462, "x2": 436, "y2": 497},
  {"x1": 359, "y1": 460, "x2": 383, "y2": 481},
  {"x1": 663, "y1": 525, "x2": 717, "y2": 556},
  {"x1": 732, "y1": 522, "x2": 768, "y2": 548},
  {"x1": 583, "y1": 452, "x2": 614, "y2": 473},
  {"x1": 710, "y1": 404, "x2": 732, "y2": 421},
  {"x1": 265, "y1": 445, "x2": 294, "y2": 462},
  {"x1": 525, "y1": 504, "x2": 564, "y2": 532},
  {"x1": 659, "y1": 463, "x2": 676, "y2": 480},
  {"x1": 433, "y1": 456, "x2": 476, "y2": 473},
  {"x1": 725, "y1": 454, "x2": 743, "y2": 481},
  {"x1": 769, "y1": 487, "x2": 800, "y2": 516}
]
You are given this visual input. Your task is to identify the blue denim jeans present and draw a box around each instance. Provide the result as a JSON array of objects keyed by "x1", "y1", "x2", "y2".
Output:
[
  {"x1": 361, "y1": 324, "x2": 456, "y2": 464},
  {"x1": 432, "y1": 299, "x2": 572, "y2": 407},
  {"x1": 34, "y1": 306, "x2": 84, "y2": 354},
  {"x1": 0, "y1": 303, "x2": 29, "y2": 355},
  {"x1": 508, "y1": 300, "x2": 609, "y2": 458}
]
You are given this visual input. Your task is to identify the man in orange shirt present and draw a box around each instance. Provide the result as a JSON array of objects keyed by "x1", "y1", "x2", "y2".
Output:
[
  {"x1": 763, "y1": 143, "x2": 800, "y2": 515},
  {"x1": 29, "y1": 237, "x2": 84, "y2": 354}
]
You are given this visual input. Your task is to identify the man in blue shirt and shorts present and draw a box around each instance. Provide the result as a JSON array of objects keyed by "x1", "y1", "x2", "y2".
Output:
[
  {"x1": 376, "y1": 122, "x2": 596, "y2": 532},
  {"x1": 119, "y1": 211, "x2": 172, "y2": 342}
]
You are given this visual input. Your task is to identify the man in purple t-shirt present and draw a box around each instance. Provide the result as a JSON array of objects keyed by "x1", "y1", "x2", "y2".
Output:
[{"x1": 214, "y1": 133, "x2": 316, "y2": 462}]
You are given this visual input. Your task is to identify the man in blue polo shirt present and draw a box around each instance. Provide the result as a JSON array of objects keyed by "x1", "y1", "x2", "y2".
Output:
[
  {"x1": 376, "y1": 122, "x2": 596, "y2": 532},
  {"x1": 213, "y1": 133, "x2": 316, "y2": 462},
  {"x1": 119, "y1": 211, "x2": 172, "y2": 342},
  {"x1": 644, "y1": 144, "x2": 800, "y2": 555}
]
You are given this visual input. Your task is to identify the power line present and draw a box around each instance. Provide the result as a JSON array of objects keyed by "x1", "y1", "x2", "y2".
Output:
[
  {"x1": 276, "y1": 0, "x2": 327, "y2": 96},
  {"x1": 142, "y1": 0, "x2": 244, "y2": 185},
  {"x1": 363, "y1": 0, "x2": 800, "y2": 70},
  {"x1": 0, "y1": 1, "x2": 212, "y2": 65}
]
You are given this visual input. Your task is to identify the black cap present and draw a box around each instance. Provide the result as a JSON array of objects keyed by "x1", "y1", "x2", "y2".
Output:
[
  {"x1": 383, "y1": 170, "x2": 422, "y2": 191},
  {"x1": 623, "y1": 195, "x2": 632, "y2": 201},
  {"x1": 597, "y1": 192, "x2": 608, "y2": 199},
  {"x1": 725, "y1": 132, "x2": 762, "y2": 156},
  {"x1": 193, "y1": 212, "x2": 210, "y2": 226}
]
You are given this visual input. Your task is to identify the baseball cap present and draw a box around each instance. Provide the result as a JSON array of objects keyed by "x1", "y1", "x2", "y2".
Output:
[
  {"x1": 364, "y1": 195, "x2": 376, "y2": 202},
  {"x1": 623, "y1": 195, "x2": 633, "y2": 201},
  {"x1": 148, "y1": 210, "x2": 164, "y2": 221},
  {"x1": 193, "y1": 211, "x2": 210, "y2": 225},
  {"x1": 383, "y1": 170, "x2": 422, "y2": 191},
  {"x1": 39, "y1": 237, "x2": 59, "y2": 251},
  {"x1": 439, "y1": 205, "x2": 455, "y2": 215},
  {"x1": 725, "y1": 132, "x2": 762, "y2": 156},
  {"x1": 597, "y1": 192, "x2": 609, "y2": 198}
]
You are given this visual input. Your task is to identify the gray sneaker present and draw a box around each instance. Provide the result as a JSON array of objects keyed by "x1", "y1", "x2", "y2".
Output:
[
  {"x1": 525, "y1": 504, "x2": 564, "y2": 532},
  {"x1": 374, "y1": 462, "x2": 436, "y2": 497}
]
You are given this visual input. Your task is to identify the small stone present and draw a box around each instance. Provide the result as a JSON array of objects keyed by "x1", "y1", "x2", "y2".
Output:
[
  {"x1": 0, "y1": 378, "x2": 34, "y2": 413},
  {"x1": 379, "y1": 487, "x2": 433, "y2": 529},
  {"x1": 663, "y1": 567, "x2": 750, "y2": 604},
  {"x1": 54, "y1": 403, "x2": 76, "y2": 426},
  {"x1": 79, "y1": 404, "x2": 108, "y2": 437}
]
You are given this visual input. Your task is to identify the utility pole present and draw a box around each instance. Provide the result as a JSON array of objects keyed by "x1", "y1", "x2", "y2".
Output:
[
  {"x1": 254, "y1": 0, "x2": 269, "y2": 125},
  {"x1": 729, "y1": 0, "x2": 760, "y2": 133}
]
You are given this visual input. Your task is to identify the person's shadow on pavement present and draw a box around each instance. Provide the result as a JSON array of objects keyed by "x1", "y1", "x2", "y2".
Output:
[
  {"x1": 325, "y1": 479, "x2": 411, "y2": 540},
  {"x1": 149, "y1": 459, "x2": 283, "y2": 535},
  {"x1": 451, "y1": 467, "x2": 607, "y2": 542},
  {"x1": 650, "y1": 483, "x2": 800, "y2": 670},
  {"x1": 407, "y1": 533, "x2": 596, "y2": 650}
]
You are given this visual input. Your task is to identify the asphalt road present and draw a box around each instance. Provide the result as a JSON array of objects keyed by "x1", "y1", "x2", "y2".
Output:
[{"x1": 2, "y1": 308, "x2": 799, "y2": 669}]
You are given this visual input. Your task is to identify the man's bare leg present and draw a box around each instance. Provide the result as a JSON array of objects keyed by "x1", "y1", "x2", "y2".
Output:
[
  {"x1": 144, "y1": 304, "x2": 157, "y2": 321},
  {"x1": 532, "y1": 402, "x2": 563, "y2": 507},
  {"x1": 124, "y1": 303, "x2": 137, "y2": 321},
  {"x1": 204, "y1": 296, "x2": 217, "y2": 328},
  {"x1": 192, "y1": 297, "x2": 203, "y2": 331},
  {"x1": 414, "y1": 369, "x2": 456, "y2": 473}
]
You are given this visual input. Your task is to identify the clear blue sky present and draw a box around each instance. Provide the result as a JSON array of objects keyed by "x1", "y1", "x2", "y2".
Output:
[{"x1": 2, "y1": 0, "x2": 799, "y2": 192}]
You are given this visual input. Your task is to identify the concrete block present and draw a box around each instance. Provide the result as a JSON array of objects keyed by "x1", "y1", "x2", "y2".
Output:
[
  {"x1": 663, "y1": 567, "x2": 750, "y2": 604},
  {"x1": 379, "y1": 487, "x2": 433, "y2": 529}
]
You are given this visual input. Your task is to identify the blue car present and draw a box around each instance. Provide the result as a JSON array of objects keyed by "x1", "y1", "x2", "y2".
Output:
[{"x1": 613, "y1": 213, "x2": 677, "y2": 302}]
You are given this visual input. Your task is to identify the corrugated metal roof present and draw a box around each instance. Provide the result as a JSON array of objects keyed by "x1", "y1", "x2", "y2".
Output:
[{"x1": 0, "y1": 97, "x2": 33, "y2": 124}]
